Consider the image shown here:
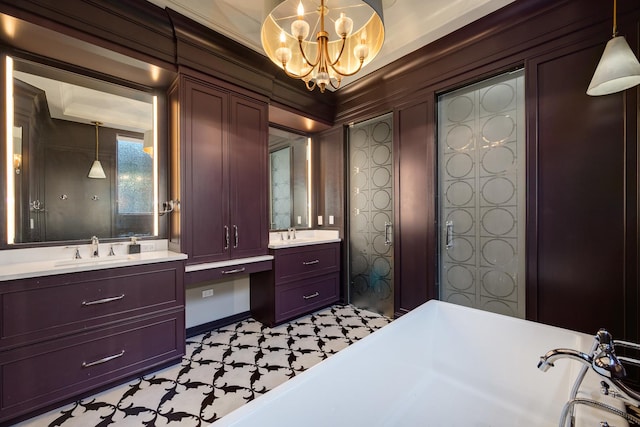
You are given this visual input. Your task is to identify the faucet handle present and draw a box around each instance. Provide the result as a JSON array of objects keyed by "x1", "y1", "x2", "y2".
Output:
[
  {"x1": 593, "y1": 346, "x2": 627, "y2": 379},
  {"x1": 65, "y1": 246, "x2": 82, "y2": 259},
  {"x1": 597, "y1": 329, "x2": 614, "y2": 347}
]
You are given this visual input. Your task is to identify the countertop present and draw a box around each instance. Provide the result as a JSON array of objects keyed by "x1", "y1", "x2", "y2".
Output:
[{"x1": 0, "y1": 240, "x2": 187, "y2": 281}]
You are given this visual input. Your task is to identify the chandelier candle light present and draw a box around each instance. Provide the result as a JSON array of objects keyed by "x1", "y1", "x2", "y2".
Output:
[{"x1": 262, "y1": 0, "x2": 384, "y2": 92}]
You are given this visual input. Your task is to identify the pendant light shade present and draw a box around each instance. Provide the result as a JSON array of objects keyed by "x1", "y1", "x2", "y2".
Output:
[
  {"x1": 587, "y1": 36, "x2": 640, "y2": 96},
  {"x1": 88, "y1": 121, "x2": 106, "y2": 179},
  {"x1": 587, "y1": 0, "x2": 640, "y2": 96}
]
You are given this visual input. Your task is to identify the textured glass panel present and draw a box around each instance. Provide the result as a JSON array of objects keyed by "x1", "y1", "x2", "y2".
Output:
[
  {"x1": 117, "y1": 138, "x2": 153, "y2": 214},
  {"x1": 270, "y1": 147, "x2": 292, "y2": 230},
  {"x1": 348, "y1": 113, "x2": 394, "y2": 317},
  {"x1": 437, "y1": 69, "x2": 526, "y2": 318}
]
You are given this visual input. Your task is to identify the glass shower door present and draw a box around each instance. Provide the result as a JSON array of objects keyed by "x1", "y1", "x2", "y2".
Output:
[
  {"x1": 348, "y1": 113, "x2": 394, "y2": 317},
  {"x1": 437, "y1": 70, "x2": 526, "y2": 318}
]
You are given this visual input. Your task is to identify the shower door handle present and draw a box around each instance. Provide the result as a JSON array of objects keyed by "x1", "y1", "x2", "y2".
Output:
[
  {"x1": 445, "y1": 220, "x2": 454, "y2": 249},
  {"x1": 384, "y1": 222, "x2": 393, "y2": 246}
]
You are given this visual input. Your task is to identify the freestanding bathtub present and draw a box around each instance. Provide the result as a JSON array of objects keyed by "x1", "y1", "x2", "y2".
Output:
[{"x1": 214, "y1": 300, "x2": 629, "y2": 426}]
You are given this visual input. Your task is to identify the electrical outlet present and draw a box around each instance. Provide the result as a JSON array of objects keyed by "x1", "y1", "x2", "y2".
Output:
[
  {"x1": 141, "y1": 242, "x2": 154, "y2": 252},
  {"x1": 202, "y1": 289, "x2": 214, "y2": 298}
]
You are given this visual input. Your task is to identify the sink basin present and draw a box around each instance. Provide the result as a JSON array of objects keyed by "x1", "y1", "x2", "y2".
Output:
[{"x1": 54, "y1": 255, "x2": 133, "y2": 267}]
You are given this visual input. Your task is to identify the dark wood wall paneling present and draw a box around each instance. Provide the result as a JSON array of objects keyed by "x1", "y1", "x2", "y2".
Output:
[
  {"x1": 323, "y1": 0, "x2": 640, "y2": 337},
  {"x1": 313, "y1": 126, "x2": 346, "y2": 300},
  {"x1": 2, "y1": 0, "x2": 640, "y2": 338}
]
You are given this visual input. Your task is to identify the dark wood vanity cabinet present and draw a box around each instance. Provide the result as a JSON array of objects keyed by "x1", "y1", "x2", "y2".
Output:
[
  {"x1": 168, "y1": 72, "x2": 269, "y2": 269},
  {"x1": 0, "y1": 261, "x2": 186, "y2": 424},
  {"x1": 250, "y1": 243, "x2": 340, "y2": 326}
]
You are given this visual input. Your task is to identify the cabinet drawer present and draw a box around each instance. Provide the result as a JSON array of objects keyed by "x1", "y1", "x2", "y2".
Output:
[
  {"x1": 274, "y1": 243, "x2": 340, "y2": 284},
  {"x1": 1, "y1": 263, "x2": 184, "y2": 350},
  {"x1": 275, "y1": 273, "x2": 339, "y2": 323},
  {"x1": 0, "y1": 311, "x2": 184, "y2": 421},
  {"x1": 186, "y1": 259, "x2": 272, "y2": 285}
]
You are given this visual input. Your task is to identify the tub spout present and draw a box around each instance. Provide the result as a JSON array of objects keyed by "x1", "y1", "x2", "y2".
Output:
[{"x1": 537, "y1": 348, "x2": 593, "y2": 372}]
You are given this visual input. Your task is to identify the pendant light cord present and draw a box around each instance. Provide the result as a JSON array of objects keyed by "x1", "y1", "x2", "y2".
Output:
[
  {"x1": 94, "y1": 121, "x2": 100, "y2": 161},
  {"x1": 612, "y1": 0, "x2": 618, "y2": 37}
]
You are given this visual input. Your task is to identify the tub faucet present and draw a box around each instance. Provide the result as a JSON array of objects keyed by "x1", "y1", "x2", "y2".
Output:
[
  {"x1": 537, "y1": 348, "x2": 594, "y2": 372},
  {"x1": 538, "y1": 328, "x2": 627, "y2": 380},
  {"x1": 90, "y1": 235, "x2": 100, "y2": 257},
  {"x1": 538, "y1": 345, "x2": 626, "y2": 380}
]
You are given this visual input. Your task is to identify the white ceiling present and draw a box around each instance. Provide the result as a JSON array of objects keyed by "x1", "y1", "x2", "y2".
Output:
[{"x1": 146, "y1": 0, "x2": 517, "y2": 88}]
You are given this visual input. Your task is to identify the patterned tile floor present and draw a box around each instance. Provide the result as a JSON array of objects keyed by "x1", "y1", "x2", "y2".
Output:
[{"x1": 14, "y1": 305, "x2": 391, "y2": 427}]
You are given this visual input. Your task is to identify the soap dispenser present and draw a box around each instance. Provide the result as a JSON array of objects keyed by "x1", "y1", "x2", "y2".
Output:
[{"x1": 128, "y1": 237, "x2": 141, "y2": 254}]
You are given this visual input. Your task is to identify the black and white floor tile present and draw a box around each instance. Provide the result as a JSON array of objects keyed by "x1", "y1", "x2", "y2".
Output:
[{"x1": 15, "y1": 305, "x2": 390, "y2": 427}]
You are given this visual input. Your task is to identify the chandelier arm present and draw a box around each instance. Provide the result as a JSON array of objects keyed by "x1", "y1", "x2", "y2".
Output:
[
  {"x1": 329, "y1": 78, "x2": 342, "y2": 90},
  {"x1": 297, "y1": 38, "x2": 321, "y2": 68},
  {"x1": 329, "y1": 58, "x2": 365, "y2": 78},
  {"x1": 326, "y1": 36, "x2": 348, "y2": 68},
  {"x1": 305, "y1": 79, "x2": 317, "y2": 91},
  {"x1": 281, "y1": 61, "x2": 315, "y2": 79}
]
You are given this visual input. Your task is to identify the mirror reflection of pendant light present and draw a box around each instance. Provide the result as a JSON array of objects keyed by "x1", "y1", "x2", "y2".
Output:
[
  {"x1": 587, "y1": 0, "x2": 640, "y2": 96},
  {"x1": 88, "y1": 121, "x2": 106, "y2": 179}
]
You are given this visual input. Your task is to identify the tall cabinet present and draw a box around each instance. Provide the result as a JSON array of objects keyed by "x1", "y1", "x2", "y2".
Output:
[{"x1": 168, "y1": 70, "x2": 269, "y2": 279}]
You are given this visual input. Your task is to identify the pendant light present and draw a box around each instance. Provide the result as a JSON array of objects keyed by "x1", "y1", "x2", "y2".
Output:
[
  {"x1": 88, "y1": 121, "x2": 106, "y2": 179},
  {"x1": 587, "y1": 0, "x2": 640, "y2": 96}
]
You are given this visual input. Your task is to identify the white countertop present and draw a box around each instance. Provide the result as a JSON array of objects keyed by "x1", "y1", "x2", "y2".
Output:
[
  {"x1": 268, "y1": 229, "x2": 341, "y2": 249},
  {"x1": 0, "y1": 240, "x2": 187, "y2": 281}
]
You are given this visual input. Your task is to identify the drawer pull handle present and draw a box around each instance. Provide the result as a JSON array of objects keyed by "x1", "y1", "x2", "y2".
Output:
[
  {"x1": 82, "y1": 350, "x2": 125, "y2": 368},
  {"x1": 302, "y1": 260, "x2": 320, "y2": 265},
  {"x1": 303, "y1": 291, "x2": 320, "y2": 300},
  {"x1": 222, "y1": 267, "x2": 246, "y2": 275},
  {"x1": 82, "y1": 294, "x2": 125, "y2": 306}
]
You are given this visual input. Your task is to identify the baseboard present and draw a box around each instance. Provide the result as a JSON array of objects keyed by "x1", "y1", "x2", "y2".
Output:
[{"x1": 186, "y1": 311, "x2": 252, "y2": 338}]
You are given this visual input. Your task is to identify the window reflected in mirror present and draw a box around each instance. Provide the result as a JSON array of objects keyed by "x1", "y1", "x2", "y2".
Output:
[
  {"x1": 268, "y1": 127, "x2": 311, "y2": 230},
  {"x1": 5, "y1": 55, "x2": 158, "y2": 244}
]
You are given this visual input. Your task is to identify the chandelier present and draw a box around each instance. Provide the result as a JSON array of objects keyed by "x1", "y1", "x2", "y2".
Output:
[{"x1": 262, "y1": 0, "x2": 385, "y2": 93}]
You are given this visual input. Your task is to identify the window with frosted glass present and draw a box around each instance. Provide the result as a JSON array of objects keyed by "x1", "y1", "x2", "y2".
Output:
[{"x1": 117, "y1": 136, "x2": 153, "y2": 214}]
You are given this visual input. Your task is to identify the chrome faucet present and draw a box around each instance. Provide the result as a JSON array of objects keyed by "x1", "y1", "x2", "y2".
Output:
[
  {"x1": 538, "y1": 334, "x2": 626, "y2": 379},
  {"x1": 538, "y1": 329, "x2": 640, "y2": 427},
  {"x1": 90, "y1": 235, "x2": 100, "y2": 257},
  {"x1": 287, "y1": 227, "x2": 296, "y2": 240},
  {"x1": 537, "y1": 348, "x2": 594, "y2": 372}
]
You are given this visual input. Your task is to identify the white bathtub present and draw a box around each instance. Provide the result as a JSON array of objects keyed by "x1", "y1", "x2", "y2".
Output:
[{"x1": 214, "y1": 300, "x2": 630, "y2": 426}]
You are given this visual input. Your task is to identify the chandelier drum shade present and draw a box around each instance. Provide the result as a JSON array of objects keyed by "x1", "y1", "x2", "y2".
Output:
[{"x1": 262, "y1": 0, "x2": 384, "y2": 92}]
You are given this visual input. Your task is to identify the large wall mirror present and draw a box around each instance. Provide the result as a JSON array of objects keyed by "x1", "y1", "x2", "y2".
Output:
[
  {"x1": 269, "y1": 127, "x2": 311, "y2": 230},
  {"x1": 6, "y1": 56, "x2": 159, "y2": 244}
]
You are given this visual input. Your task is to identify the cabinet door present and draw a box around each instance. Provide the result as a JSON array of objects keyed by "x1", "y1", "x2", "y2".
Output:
[
  {"x1": 184, "y1": 78, "x2": 229, "y2": 263},
  {"x1": 228, "y1": 95, "x2": 268, "y2": 259}
]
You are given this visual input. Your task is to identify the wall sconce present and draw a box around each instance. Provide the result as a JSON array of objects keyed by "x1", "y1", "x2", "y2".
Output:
[
  {"x1": 13, "y1": 153, "x2": 21, "y2": 174},
  {"x1": 159, "y1": 199, "x2": 179, "y2": 216},
  {"x1": 143, "y1": 129, "x2": 153, "y2": 157},
  {"x1": 587, "y1": 0, "x2": 640, "y2": 95},
  {"x1": 88, "y1": 121, "x2": 106, "y2": 179}
]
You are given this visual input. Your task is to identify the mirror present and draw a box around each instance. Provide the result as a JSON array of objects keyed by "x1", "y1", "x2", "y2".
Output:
[
  {"x1": 6, "y1": 56, "x2": 158, "y2": 244},
  {"x1": 269, "y1": 127, "x2": 310, "y2": 230}
]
